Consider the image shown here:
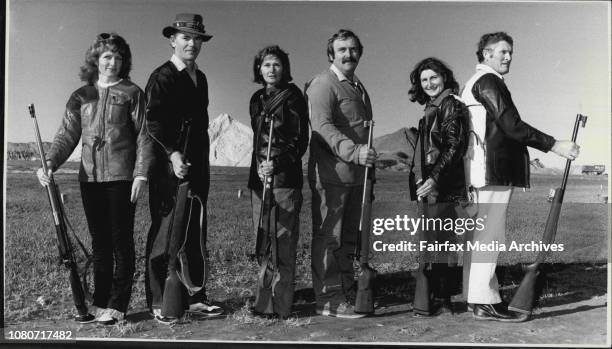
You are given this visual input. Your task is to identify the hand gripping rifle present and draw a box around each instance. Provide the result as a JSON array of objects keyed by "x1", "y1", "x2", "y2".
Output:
[
  {"x1": 354, "y1": 120, "x2": 377, "y2": 314},
  {"x1": 253, "y1": 112, "x2": 280, "y2": 313},
  {"x1": 28, "y1": 104, "x2": 95, "y2": 323},
  {"x1": 161, "y1": 118, "x2": 207, "y2": 317},
  {"x1": 508, "y1": 114, "x2": 587, "y2": 315}
]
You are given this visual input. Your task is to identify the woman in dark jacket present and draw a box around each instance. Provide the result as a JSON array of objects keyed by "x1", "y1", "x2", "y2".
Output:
[
  {"x1": 248, "y1": 45, "x2": 309, "y2": 319},
  {"x1": 36, "y1": 33, "x2": 152, "y2": 325},
  {"x1": 408, "y1": 57, "x2": 468, "y2": 316}
]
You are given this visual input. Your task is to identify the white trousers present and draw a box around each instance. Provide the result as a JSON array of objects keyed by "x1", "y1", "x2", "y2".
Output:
[{"x1": 462, "y1": 185, "x2": 513, "y2": 304}]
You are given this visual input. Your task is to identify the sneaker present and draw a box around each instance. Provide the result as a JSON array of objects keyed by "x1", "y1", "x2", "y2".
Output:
[
  {"x1": 91, "y1": 306, "x2": 107, "y2": 320},
  {"x1": 75, "y1": 313, "x2": 96, "y2": 324},
  {"x1": 97, "y1": 308, "x2": 124, "y2": 325},
  {"x1": 315, "y1": 302, "x2": 367, "y2": 319},
  {"x1": 187, "y1": 302, "x2": 224, "y2": 317}
]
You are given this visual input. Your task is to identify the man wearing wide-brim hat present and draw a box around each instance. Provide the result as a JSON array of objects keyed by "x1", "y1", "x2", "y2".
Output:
[{"x1": 144, "y1": 13, "x2": 222, "y2": 325}]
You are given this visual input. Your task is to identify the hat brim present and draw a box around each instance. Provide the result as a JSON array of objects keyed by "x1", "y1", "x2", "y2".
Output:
[{"x1": 163, "y1": 26, "x2": 212, "y2": 41}]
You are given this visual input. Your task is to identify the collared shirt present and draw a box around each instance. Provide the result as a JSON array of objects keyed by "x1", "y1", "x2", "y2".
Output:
[
  {"x1": 475, "y1": 63, "x2": 504, "y2": 80},
  {"x1": 330, "y1": 64, "x2": 365, "y2": 101},
  {"x1": 170, "y1": 54, "x2": 198, "y2": 86}
]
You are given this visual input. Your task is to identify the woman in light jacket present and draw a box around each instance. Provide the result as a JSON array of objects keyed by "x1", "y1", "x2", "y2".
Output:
[{"x1": 37, "y1": 33, "x2": 152, "y2": 325}]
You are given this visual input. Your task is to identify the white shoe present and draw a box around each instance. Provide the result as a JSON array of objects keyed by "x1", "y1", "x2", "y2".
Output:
[
  {"x1": 187, "y1": 302, "x2": 224, "y2": 317},
  {"x1": 91, "y1": 306, "x2": 107, "y2": 320},
  {"x1": 97, "y1": 308, "x2": 124, "y2": 325}
]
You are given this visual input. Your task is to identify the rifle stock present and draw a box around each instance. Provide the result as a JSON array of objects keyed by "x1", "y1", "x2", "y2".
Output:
[
  {"x1": 28, "y1": 104, "x2": 94, "y2": 323},
  {"x1": 508, "y1": 114, "x2": 586, "y2": 314},
  {"x1": 354, "y1": 120, "x2": 377, "y2": 314}
]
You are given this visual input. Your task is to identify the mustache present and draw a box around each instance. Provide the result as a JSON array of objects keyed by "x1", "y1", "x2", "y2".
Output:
[{"x1": 342, "y1": 57, "x2": 358, "y2": 64}]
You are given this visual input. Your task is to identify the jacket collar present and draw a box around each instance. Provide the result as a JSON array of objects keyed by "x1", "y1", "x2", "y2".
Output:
[
  {"x1": 97, "y1": 79, "x2": 123, "y2": 89},
  {"x1": 476, "y1": 63, "x2": 504, "y2": 80},
  {"x1": 171, "y1": 54, "x2": 198, "y2": 72},
  {"x1": 428, "y1": 88, "x2": 453, "y2": 108}
]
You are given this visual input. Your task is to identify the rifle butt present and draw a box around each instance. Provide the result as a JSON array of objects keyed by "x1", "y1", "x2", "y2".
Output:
[
  {"x1": 67, "y1": 262, "x2": 93, "y2": 320},
  {"x1": 253, "y1": 262, "x2": 274, "y2": 314},
  {"x1": 412, "y1": 267, "x2": 430, "y2": 314},
  {"x1": 161, "y1": 269, "x2": 186, "y2": 318},
  {"x1": 508, "y1": 265, "x2": 539, "y2": 314},
  {"x1": 354, "y1": 263, "x2": 376, "y2": 314}
]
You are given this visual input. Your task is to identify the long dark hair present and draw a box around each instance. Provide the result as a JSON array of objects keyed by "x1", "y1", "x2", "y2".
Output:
[
  {"x1": 252, "y1": 45, "x2": 292, "y2": 85},
  {"x1": 79, "y1": 33, "x2": 132, "y2": 85},
  {"x1": 408, "y1": 57, "x2": 459, "y2": 105}
]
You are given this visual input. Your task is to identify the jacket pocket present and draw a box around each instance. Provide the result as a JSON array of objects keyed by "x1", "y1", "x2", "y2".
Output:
[{"x1": 108, "y1": 94, "x2": 130, "y2": 124}]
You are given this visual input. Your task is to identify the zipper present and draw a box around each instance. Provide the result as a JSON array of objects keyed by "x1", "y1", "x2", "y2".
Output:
[{"x1": 99, "y1": 87, "x2": 109, "y2": 181}]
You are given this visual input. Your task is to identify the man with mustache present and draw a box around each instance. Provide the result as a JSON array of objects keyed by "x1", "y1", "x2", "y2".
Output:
[
  {"x1": 305, "y1": 29, "x2": 377, "y2": 318},
  {"x1": 144, "y1": 13, "x2": 222, "y2": 325},
  {"x1": 461, "y1": 32, "x2": 580, "y2": 322}
]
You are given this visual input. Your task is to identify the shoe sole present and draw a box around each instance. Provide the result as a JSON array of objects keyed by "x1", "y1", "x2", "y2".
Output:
[
  {"x1": 76, "y1": 314, "x2": 97, "y2": 324},
  {"x1": 316, "y1": 309, "x2": 366, "y2": 319},
  {"x1": 473, "y1": 313, "x2": 528, "y2": 323},
  {"x1": 186, "y1": 311, "x2": 224, "y2": 317},
  {"x1": 154, "y1": 315, "x2": 179, "y2": 325}
]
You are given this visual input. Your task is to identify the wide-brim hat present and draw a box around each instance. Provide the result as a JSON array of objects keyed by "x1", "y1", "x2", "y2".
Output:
[{"x1": 163, "y1": 13, "x2": 213, "y2": 41}]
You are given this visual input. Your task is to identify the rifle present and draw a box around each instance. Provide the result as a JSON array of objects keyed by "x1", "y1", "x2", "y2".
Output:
[
  {"x1": 253, "y1": 111, "x2": 280, "y2": 313},
  {"x1": 354, "y1": 120, "x2": 377, "y2": 314},
  {"x1": 254, "y1": 88, "x2": 292, "y2": 261},
  {"x1": 508, "y1": 113, "x2": 587, "y2": 315},
  {"x1": 28, "y1": 104, "x2": 95, "y2": 323},
  {"x1": 160, "y1": 118, "x2": 207, "y2": 318}
]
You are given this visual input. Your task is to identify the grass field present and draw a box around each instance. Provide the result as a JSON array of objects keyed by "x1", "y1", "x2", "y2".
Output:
[{"x1": 3, "y1": 160, "x2": 609, "y2": 327}]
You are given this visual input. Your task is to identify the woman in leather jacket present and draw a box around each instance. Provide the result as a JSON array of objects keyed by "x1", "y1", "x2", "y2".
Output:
[
  {"x1": 36, "y1": 33, "x2": 152, "y2": 325},
  {"x1": 408, "y1": 57, "x2": 468, "y2": 317},
  {"x1": 248, "y1": 45, "x2": 309, "y2": 319}
]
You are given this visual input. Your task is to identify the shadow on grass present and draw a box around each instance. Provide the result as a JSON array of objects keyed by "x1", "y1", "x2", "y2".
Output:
[{"x1": 125, "y1": 262, "x2": 606, "y2": 323}]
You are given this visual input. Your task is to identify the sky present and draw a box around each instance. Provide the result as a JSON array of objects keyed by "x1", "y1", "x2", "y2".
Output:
[{"x1": 5, "y1": 0, "x2": 611, "y2": 170}]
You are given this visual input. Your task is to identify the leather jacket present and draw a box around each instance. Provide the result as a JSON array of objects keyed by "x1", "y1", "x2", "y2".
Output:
[
  {"x1": 47, "y1": 80, "x2": 153, "y2": 182},
  {"x1": 248, "y1": 83, "x2": 309, "y2": 190},
  {"x1": 412, "y1": 89, "x2": 468, "y2": 201},
  {"x1": 468, "y1": 73, "x2": 556, "y2": 187}
]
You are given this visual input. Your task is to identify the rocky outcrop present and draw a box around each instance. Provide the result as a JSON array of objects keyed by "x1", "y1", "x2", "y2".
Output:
[{"x1": 208, "y1": 113, "x2": 253, "y2": 167}]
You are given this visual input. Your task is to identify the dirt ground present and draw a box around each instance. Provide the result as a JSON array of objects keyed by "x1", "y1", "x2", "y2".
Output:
[{"x1": 4, "y1": 265, "x2": 609, "y2": 346}]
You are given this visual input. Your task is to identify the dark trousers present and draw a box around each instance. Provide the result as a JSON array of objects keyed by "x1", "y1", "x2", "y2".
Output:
[
  {"x1": 80, "y1": 181, "x2": 135, "y2": 313},
  {"x1": 251, "y1": 188, "x2": 302, "y2": 318},
  {"x1": 310, "y1": 179, "x2": 362, "y2": 307},
  {"x1": 145, "y1": 176, "x2": 208, "y2": 314}
]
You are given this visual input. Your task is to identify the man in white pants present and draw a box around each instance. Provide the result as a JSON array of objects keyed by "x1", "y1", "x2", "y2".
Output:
[{"x1": 461, "y1": 32, "x2": 579, "y2": 322}]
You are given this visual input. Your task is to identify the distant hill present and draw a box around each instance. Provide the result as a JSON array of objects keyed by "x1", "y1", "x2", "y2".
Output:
[{"x1": 373, "y1": 127, "x2": 418, "y2": 171}]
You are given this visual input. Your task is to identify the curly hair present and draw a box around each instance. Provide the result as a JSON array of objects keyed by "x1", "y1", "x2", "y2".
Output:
[
  {"x1": 326, "y1": 29, "x2": 363, "y2": 63},
  {"x1": 252, "y1": 45, "x2": 293, "y2": 85},
  {"x1": 476, "y1": 32, "x2": 513, "y2": 63},
  {"x1": 79, "y1": 33, "x2": 132, "y2": 85},
  {"x1": 408, "y1": 57, "x2": 459, "y2": 105}
]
